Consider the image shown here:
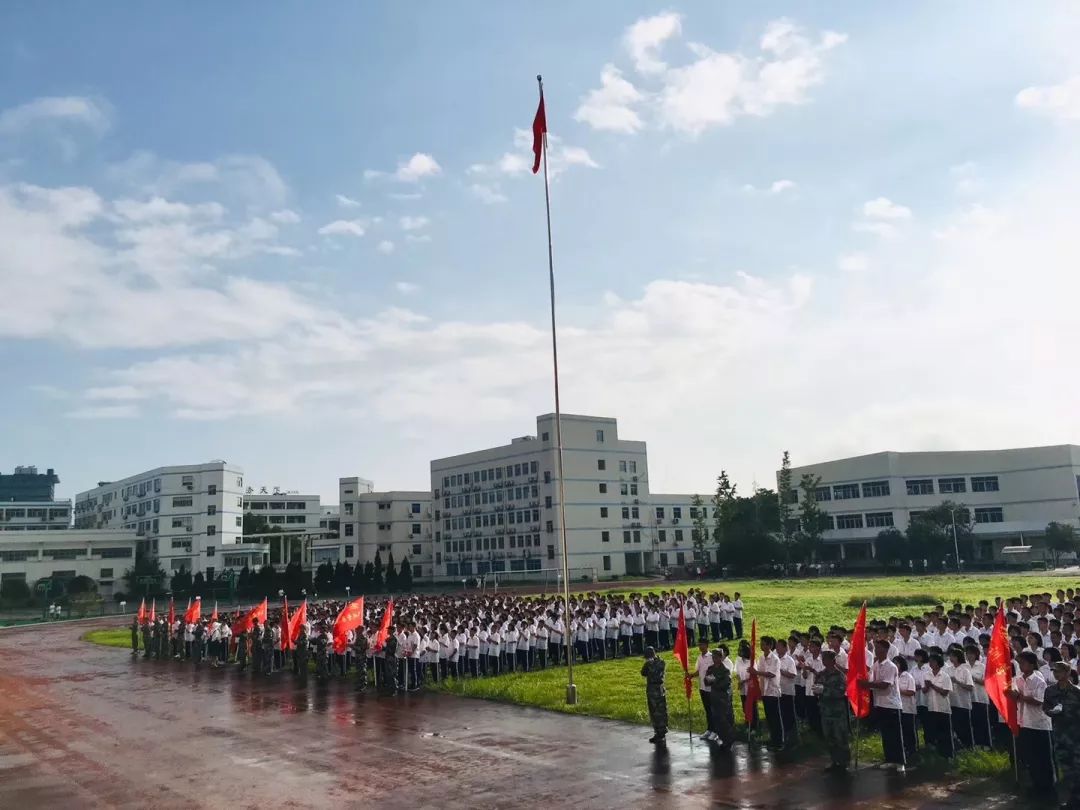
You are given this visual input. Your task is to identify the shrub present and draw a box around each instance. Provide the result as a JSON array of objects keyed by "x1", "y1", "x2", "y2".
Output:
[
  {"x1": 843, "y1": 594, "x2": 943, "y2": 608},
  {"x1": 66, "y1": 575, "x2": 99, "y2": 596},
  {"x1": 0, "y1": 578, "x2": 32, "y2": 605}
]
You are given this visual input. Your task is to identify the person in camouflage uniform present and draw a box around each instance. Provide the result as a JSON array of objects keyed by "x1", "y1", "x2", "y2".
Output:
[
  {"x1": 816, "y1": 650, "x2": 851, "y2": 772},
  {"x1": 236, "y1": 625, "x2": 250, "y2": 672},
  {"x1": 640, "y1": 646, "x2": 668, "y2": 743},
  {"x1": 132, "y1": 616, "x2": 141, "y2": 656},
  {"x1": 153, "y1": 619, "x2": 165, "y2": 660},
  {"x1": 353, "y1": 631, "x2": 370, "y2": 692},
  {"x1": 140, "y1": 617, "x2": 151, "y2": 659},
  {"x1": 294, "y1": 626, "x2": 310, "y2": 683},
  {"x1": 1046, "y1": 660, "x2": 1080, "y2": 808},
  {"x1": 382, "y1": 633, "x2": 399, "y2": 693},
  {"x1": 706, "y1": 647, "x2": 736, "y2": 748},
  {"x1": 315, "y1": 629, "x2": 330, "y2": 681},
  {"x1": 261, "y1": 624, "x2": 276, "y2": 675}
]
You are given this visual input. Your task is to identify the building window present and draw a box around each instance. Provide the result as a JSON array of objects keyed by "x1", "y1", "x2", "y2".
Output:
[
  {"x1": 99, "y1": 547, "x2": 133, "y2": 559},
  {"x1": 658, "y1": 530, "x2": 666, "y2": 543},
  {"x1": 861, "y1": 481, "x2": 890, "y2": 498},
  {"x1": 546, "y1": 520, "x2": 553, "y2": 533},
  {"x1": 971, "y1": 476, "x2": 999, "y2": 492},
  {"x1": 413, "y1": 565, "x2": 421, "y2": 578},
  {"x1": 542, "y1": 432, "x2": 549, "y2": 441},
  {"x1": 597, "y1": 459, "x2": 606, "y2": 471},
  {"x1": 599, "y1": 483, "x2": 607, "y2": 494},
  {"x1": 938, "y1": 477, "x2": 967, "y2": 494},
  {"x1": 813, "y1": 487, "x2": 831, "y2": 502},
  {"x1": 633, "y1": 530, "x2": 641, "y2": 543},
  {"x1": 99, "y1": 568, "x2": 114, "y2": 579},
  {"x1": 621, "y1": 506, "x2": 630, "y2": 520},
  {"x1": 206, "y1": 546, "x2": 215, "y2": 557},
  {"x1": 974, "y1": 507, "x2": 1004, "y2": 524},
  {"x1": 672, "y1": 507, "x2": 682, "y2": 519},
  {"x1": 412, "y1": 503, "x2": 422, "y2": 514},
  {"x1": 172, "y1": 496, "x2": 193, "y2": 507},
  {"x1": 630, "y1": 484, "x2": 638, "y2": 496},
  {"x1": 655, "y1": 507, "x2": 665, "y2": 520},
  {"x1": 832, "y1": 484, "x2": 860, "y2": 500},
  {"x1": 411, "y1": 523, "x2": 421, "y2": 534},
  {"x1": 659, "y1": 552, "x2": 668, "y2": 567},
  {"x1": 906, "y1": 479, "x2": 934, "y2": 496},
  {"x1": 545, "y1": 496, "x2": 552, "y2": 508},
  {"x1": 600, "y1": 507, "x2": 608, "y2": 518},
  {"x1": 674, "y1": 529, "x2": 683, "y2": 543},
  {"x1": 596, "y1": 429, "x2": 605, "y2": 443},
  {"x1": 823, "y1": 515, "x2": 835, "y2": 530},
  {"x1": 208, "y1": 484, "x2": 217, "y2": 495},
  {"x1": 544, "y1": 471, "x2": 551, "y2": 484},
  {"x1": 412, "y1": 543, "x2": 422, "y2": 555},
  {"x1": 345, "y1": 545, "x2": 355, "y2": 559},
  {"x1": 620, "y1": 483, "x2": 628, "y2": 496},
  {"x1": 206, "y1": 525, "x2": 216, "y2": 536},
  {"x1": 865, "y1": 512, "x2": 894, "y2": 528},
  {"x1": 601, "y1": 555, "x2": 611, "y2": 571},
  {"x1": 547, "y1": 545, "x2": 555, "y2": 560},
  {"x1": 623, "y1": 531, "x2": 631, "y2": 543},
  {"x1": 836, "y1": 514, "x2": 863, "y2": 530},
  {"x1": 345, "y1": 524, "x2": 354, "y2": 537},
  {"x1": 631, "y1": 507, "x2": 639, "y2": 519},
  {"x1": 207, "y1": 505, "x2": 217, "y2": 515},
  {"x1": 601, "y1": 531, "x2": 610, "y2": 542}
]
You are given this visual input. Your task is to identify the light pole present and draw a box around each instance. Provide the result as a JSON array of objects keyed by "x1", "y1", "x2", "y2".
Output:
[{"x1": 950, "y1": 508, "x2": 961, "y2": 573}]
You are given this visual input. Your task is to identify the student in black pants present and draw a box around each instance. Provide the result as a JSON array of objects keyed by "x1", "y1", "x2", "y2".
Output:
[{"x1": 1011, "y1": 651, "x2": 1056, "y2": 798}]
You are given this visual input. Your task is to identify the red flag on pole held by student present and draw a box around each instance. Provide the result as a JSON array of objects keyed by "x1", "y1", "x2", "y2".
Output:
[
  {"x1": 149, "y1": 599, "x2": 156, "y2": 624},
  {"x1": 332, "y1": 596, "x2": 365, "y2": 655},
  {"x1": 744, "y1": 618, "x2": 762, "y2": 724},
  {"x1": 280, "y1": 597, "x2": 291, "y2": 651},
  {"x1": 672, "y1": 601, "x2": 692, "y2": 699},
  {"x1": 985, "y1": 606, "x2": 1019, "y2": 736},
  {"x1": 210, "y1": 601, "x2": 218, "y2": 623},
  {"x1": 846, "y1": 602, "x2": 871, "y2": 718},
  {"x1": 287, "y1": 600, "x2": 308, "y2": 648},
  {"x1": 167, "y1": 597, "x2": 175, "y2": 627},
  {"x1": 136, "y1": 598, "x2": 147, "y2": 625},
  {"x1": 231, "y1": 598, "x2": 268, "y2": 635},
  {"x1": 373, "y1": 599, "x2": 394, "y2": 651},
  {"x1": 531, "y1": 82, "x2": 546, "y2": 174},
  {"x1": 183, "y1": 596, "x2": 201, "y2": 624}
]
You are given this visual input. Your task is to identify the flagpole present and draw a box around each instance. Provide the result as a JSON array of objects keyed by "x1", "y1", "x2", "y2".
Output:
[{"x1": 537, "y1": 73, "x2": 576, "y2": 706}]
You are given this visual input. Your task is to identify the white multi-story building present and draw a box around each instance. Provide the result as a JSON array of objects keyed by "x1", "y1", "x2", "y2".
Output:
[
  {"x1": 784, "y1": 445, "x2": 1080, "y2": 562},
  {"x1": 1, "y1": 500, "x2": 72, "y2": 531},
  {"x1": 337, "y1": 477, "x2": 432, "y2": 579},
  {"x1": 432, "y1": 414, "x2": 670, "y2": 580},
  {"x1": 649, "y1": 493, "x2": 717, "y2": 570},
  {"x1": 74, "y1": 462, "x2": 255, "y2": 577},
  {"x1": 0, "y1": 527, "x2": 137, "y2": 597},
  {"x1": 242, "y1": 490, "x2": 325, "y2": 568}
]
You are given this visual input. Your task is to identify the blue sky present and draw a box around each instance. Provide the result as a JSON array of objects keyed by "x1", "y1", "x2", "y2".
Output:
[{"x1": 2, "y1": 3, "x2": 1080, "y2": 503}]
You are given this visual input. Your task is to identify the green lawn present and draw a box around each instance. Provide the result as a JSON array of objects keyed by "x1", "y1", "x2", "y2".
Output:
[{"x1": 83, "y1": 628, "x2": 133, "y2": 649}]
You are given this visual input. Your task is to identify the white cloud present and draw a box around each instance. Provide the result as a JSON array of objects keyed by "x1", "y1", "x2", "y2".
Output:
[
  {"x1": 269, "y1": 209, "x2": 301, "y2": 224},
  {"x1": 366, "y1": 153, "x2": 442, "y2": 184},
  {"x1": 853, "y1": 197, "x2": 912, "y2": 238},
  {"x1": 388, "y1": 191, "x2": 423, "y2": 201},
  {"x1": 335, "y1": 193, "x2": 362, "y2": 208},
  {"x1": 574, "y1": 64, "x2": 645, "y2": 133},
  {"x1": 109, "y1": 152, "x2": 289, "y2": 209},
  {"x1": 399, "y1": 215, "x2": 429, "y2": 231},
  {"x1": 85, "y1": 385, "x2": 148, "y2": 401},
  {"x1": 837, "y1": 253, "x2": 869, "y2": 272},
  {"x1": 66, "y1": 404, "x2": 140, "y2": 420},
  {"x1": 469, "y1": 183, "x2": 508, "y2": 204},
  {"x1": 1015, "y1": 75, "x2": 1080, "y2": 120},
  {"x1": 112, "y1": 196, "x2": 225, "y2": 223},
  {"x1": 395, "y1": 281, "x2": 420, "y2": 295},
  {"x1": 576, "y1": 16, "x2": 845, "y2": 136},
  {"x1": 377, "y1": 240, "x2": 395, "y2": 255},
  {"x1": 624, "y1": 12, "x2": 682, "y2": 75},
  {"x1": 744, "y1": 179, "x2": 796, "y2": 194},
  {"x1": 950, "y1": 162, "x2": 982, "y2": 195},
  {"x1": 0, "y1": 95, "x2": 110, "y2": 135},
  {"x1": 318, "y1": 219, "x2": 367, "y2": 237},
  {"x1": 405, "y1": 233, "x2": 432, "y2": 244}
]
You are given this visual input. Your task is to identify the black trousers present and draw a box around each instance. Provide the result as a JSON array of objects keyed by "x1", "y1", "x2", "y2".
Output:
[
  {"x1": 700, "y1": 689, "x2": 714, "y2": 733},
  {"x1": 877, "y1": 707, "x2": 906, "y2": 765},
  {"x1": 924, "y1": 711, "x2": 954, "y2": 758},
  {"x1": 548, "y1": 641, "x2": 561, "y2": 665},
  {"x1": 620, "y1": 636, "x2": 631, "y2": 657},
  {"x1": 952, "y1": 706, "x2": 973, "y2": 749},
  {"x1": 900, "y1": 711, "x2": 918, "y2": 760},
  {"x1": 646, "y1": 630, "x2": 659, "y2": 651},
  {"x1": 806, "y1": 695, "x2": 822, "y2": 735},
  {"x1": 659, "y1": 628, "x2": 670, "y2": 649},
  {"x1": 710, "y1": 622, "x2": 721, "y2": 643},
  {"x1": 720, "y1": 620, "x2": 734, "y2": 640},
  {"x1": 762, "y1": 696, "x2": 784, "y2": 747},
  {"x1": 633, "y1": 634, "x2": 644, "y2": 654},
  {"x1": 686, "y1": 627, "x2": 695, "y2": 646},
  {"x1": 779, "y1": 694, "x2": 798, "y2": 743},
  {"x1": 733, "y1": 617, "x2": 743, "y2": 638},
  {"x1": 794, "y1": 685, "x2": 807, "y2": 720},
  {"x1": 971, "y1": 702, "x2": 993, "y2": 747},
  {"x1": 1018, "y1": 728, "x2": 1055, "y2": 793}
]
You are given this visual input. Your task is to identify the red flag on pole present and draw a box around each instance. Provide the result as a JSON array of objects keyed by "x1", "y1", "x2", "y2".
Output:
[
  {"x1": 231, "y1": 598, "x2": 268, "y2": 635},
  {"x1": 672, "y1": 601, "x2": 692, "y2": 699},
  {"x1": 985, "y1": 606, "x2": 1019, "y2": 736},
  {"x1": 210, "y1": 601, "x2": 218, "y2": 623},
  {"x1": 744, "y1": 618, "x2": 762, "y2": 724},
  {"x1": 531, "y1": 82, "x2": 547, "y2": 175},
  {"x1": 136, "y1": 598, "x2": 147, "y2": 625},
  {"x1": 280, "y1": 596, "x2": 290, "y2": 651},
  {"x1": 373, "y1": 599, "x2": 394, "y2": 651},
  {"x1": 149, "y1": 599, "x2": 156, "y2": 624},
  {"x1": 183, "y1": 596, "x2": 201, "y2": 624},
  {"x1": 167, "y1": 597, "x2": 175, "y2": 627},
  {"x1": 846, "y1": 602, "x2": 871, "y2": 718},
  {"x1": 287, "y1": 600, "x2": 308, "y2": 648},
  {"x1": 332, "y1": 596, "x2": 365, "y2": 655}
]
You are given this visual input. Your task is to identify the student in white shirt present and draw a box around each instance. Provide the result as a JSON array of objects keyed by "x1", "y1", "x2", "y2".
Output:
[
  {"x1": 736, "y1": 639, "x2": 758, "y2": 730},
  {"x1": 860, "y1": 639, "x2": 905, "y2": 769},
  {"x1": 895, "y1": 656, "x2": 919, "y2": 761},
  {"x1": 751, "y1": 636, "x2": 785, "y2": 748},
  {"x1": 632, "y1": 609, "x2": 646, "y2": 656},
  {"x1": 1009, "y1": 650, "x2": 1055, "y2": 795},
  {"x1": 801, "y1": 638, "x2": 825, "y2": 735},
  {"x1": 732, "y1": 593, "x2": 744, "y2": 639},
  {"x1": 923, "y1": 652, "x2": 954, "y2": 758},
  {"x1": 776, "y1": 639, "x2": 799, "y2": 744},
  {"x1": 695, "y1": 639, "x2": 716, "y2": 740},
  {"x1": 466, "y1": 627, "x2": 481, "y2": 677},
  {"x1": 965, "y1": 645, "x2": 993, "y2": 748},
  {"x1": 946, "y1": 648, "x2": 974, "y2": 749}
]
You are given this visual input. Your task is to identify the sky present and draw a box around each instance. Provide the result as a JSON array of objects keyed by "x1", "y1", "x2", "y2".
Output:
[{"x1": 2, "y1": 3, "x2": 1080, "y2": 504}]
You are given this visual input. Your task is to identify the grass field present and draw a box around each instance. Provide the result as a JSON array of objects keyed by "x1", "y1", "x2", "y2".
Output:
[{"x1": 83, "y1": 628, "x2": 132, "y2": 648}]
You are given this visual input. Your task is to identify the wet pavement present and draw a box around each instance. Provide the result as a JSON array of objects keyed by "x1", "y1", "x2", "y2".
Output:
[{"x1": 0, "y1": 619, "x2": 1025, "y2": 810}]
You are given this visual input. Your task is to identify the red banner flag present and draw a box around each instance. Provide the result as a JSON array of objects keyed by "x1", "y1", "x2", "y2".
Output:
[
  {"x1": 210, "y1": 601, "x2": 218, "y2": 623},
  {"x1": 136, "y1": 598, "x2": 147, "y2": 625},
  {"x1": 167, "y1": 597, "x2": 175, "y2": 627},
  {"x1": 183, "y1": 596, "x2": 201, "y2": 624},
  {"x1": 846, "y1": 602, "x2": 871, "y2": 718},
  {"x1": 373, "y1": 599, "x2": 394, "y2": 651},
  {"x1": 332, "y1": 596, "x2": 365, "y2": 655},
  {"x1": 149, "y1": 599, "x2": 156, "y2": 624},
  {"x1": 287, "y1": 600, "x2": 308, "y2": 648},
  {"x1": 231, "y1": 598, "x2": 268, "y2": 635},
  {"x1": 672, "y1": 601, "x2": 692, "y2": 699},
  {"x1": 531, "y1": 83, "x2": 547, "y2": 174},
  {"x1": 985, "y1": 606, "x2": 1019, "y2": 736},
  {"x1": 280, "y1": 597, "x2": 291, "y2": 651},
  {"x1": 744, "y1": 618, "x2": 761, "y2": 724}
]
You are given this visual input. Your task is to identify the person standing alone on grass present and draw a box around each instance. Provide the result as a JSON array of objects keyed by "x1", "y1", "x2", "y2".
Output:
[{"x1": 641, "y1": 646, "x2": 668, "y2": 744}]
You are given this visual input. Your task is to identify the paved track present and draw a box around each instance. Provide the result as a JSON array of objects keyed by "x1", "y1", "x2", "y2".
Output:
[{"x1": 0, "y1": 619, "x2": 1023, "y2": 809}]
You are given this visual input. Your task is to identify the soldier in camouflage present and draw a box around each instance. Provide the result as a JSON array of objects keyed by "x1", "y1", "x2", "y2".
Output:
[
  {"x1": 816, "y1": 650, "x2": 851, "y2": 773},
  {"x1": 382, "y1": 633, "x2": 399, "y2": 693},
  {"x1": 706, "y1": 647, "x2": 736, "y2": 748},
  {"x1": 294, "y1": 626, "x2": 310, "y2": 683},
  {"x1": 640, "y1": 646, "x2": 668, "y2": 744},
  {"x1": 1045, "y1": 660, "x2": 1080, "y2": 808},
  {"x1": 132, "y1": 615, "x2": 141, "y2": 656},
  {"x1": 237, "y1": 625, "x2": 250, "y2": 672},
  {"x1": 353, "y1": 630, "x2": 370, "y2": 692},
  {"x1": 261, "y1": 623, "x2": 275, "y2": 675},
  {"x1": 315, "y1": 629, "x2": 330, "y2": 681}
]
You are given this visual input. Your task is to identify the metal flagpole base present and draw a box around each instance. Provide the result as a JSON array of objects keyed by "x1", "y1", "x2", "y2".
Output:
[{"x1": 566, "y1": 683, "x2": 578, "y2": 705}]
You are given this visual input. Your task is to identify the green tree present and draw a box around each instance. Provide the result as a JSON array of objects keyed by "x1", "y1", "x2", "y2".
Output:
[
  {"x1": 398, "y1": 557, "x2": 413, "y2": 592},
  {"x1": 237, "y1": 565, "x2": 252, "y2": 597},
  {"x1": 0, "y1": 577, "x2": 31, "y2": 606},
  {"x1": 372, "y1": 552, "x2": 384, "y2": 592},
  {"x1": 875, "y1": 527, "x2": 907, "y2": 570},
  {"x1": 777, "y1": 450, "x2": 794, "y2": 544},
  {"x1": 314, "y1": 562, "x2": 334, "y2": 593},
  {"x1": 66, "y1": 575, "x2": 98, "y2": 595},
  {"x1": 690, "y1": 494, "x2": 710, "y2": 563},
  {"x1": 794, "y1": 474, "x2": 827, "y2": 563},
  {"x1": 714, "y1": 489, "x2": 782, "y2": 571},
  {"x1": 191, "y1": 571, "x2": 206, "y2": 597},
  {"x1": 906, "y1": 501, "x2": 973, "y2": 569},
  {"x1": 1045, "y1": 522, "x2": 1079, "y2": 567},
  {"x1": 711, "y1": 470, "x2": 738, "y2": 561},
  {"x1": 385, "y1": 551, "x2": 397, "y2": 592},
  {"x1": 254, "y1": 564, "x2": 277, "y2": 596},
  {"x1": 362, "y1": 561, "x2": 375, "y2": 593},
  {"x1": 282, "y1": 561, "x2": 304, "y2": 597},
  {"x1": 242, "y1": 511, "x2": 271, "y2": 537},
  {"x1": 170, "y1": 567, "x2": 193, "y2": 594},
  {"x1": 122, "y1": 554, "x2": 167, "y2": 598},
  {"x1": 332, "y1": 561, "x2": 351, "y2": 592}
]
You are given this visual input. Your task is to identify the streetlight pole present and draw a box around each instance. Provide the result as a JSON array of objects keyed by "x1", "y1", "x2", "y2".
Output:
[{"x1": 950, "y1": 509, "x2": 961, "y2": 573}]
